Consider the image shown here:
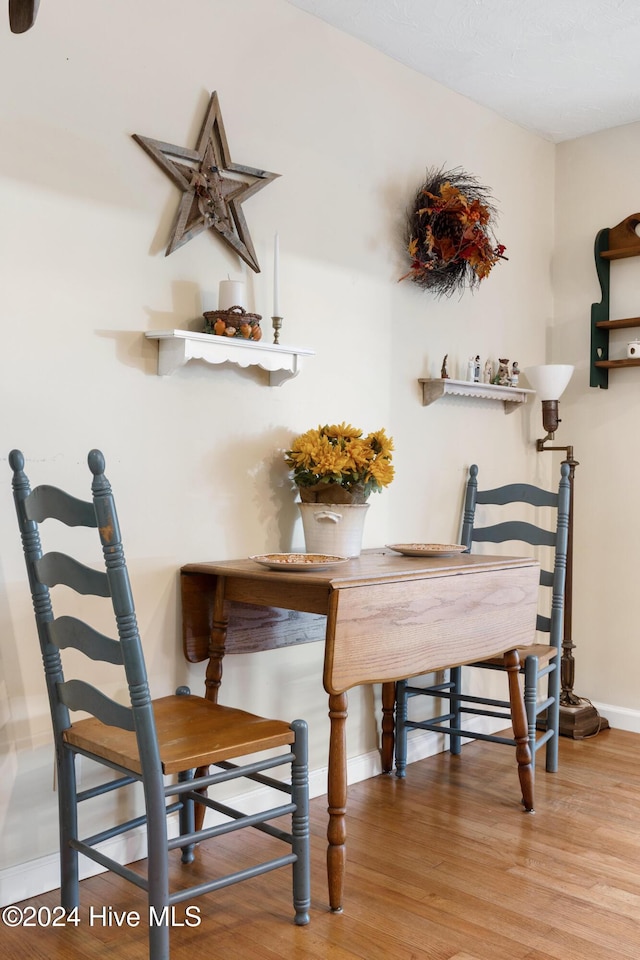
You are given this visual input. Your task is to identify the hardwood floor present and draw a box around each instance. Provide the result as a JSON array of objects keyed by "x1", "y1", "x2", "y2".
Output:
[{"x1": 3, "y1": 728, "x2": 639, "y2": 960}]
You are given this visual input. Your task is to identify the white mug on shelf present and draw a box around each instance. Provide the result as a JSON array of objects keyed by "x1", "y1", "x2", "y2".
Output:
[{"x1": 627, "y1": 339, "x2": 640, "y2": 358}]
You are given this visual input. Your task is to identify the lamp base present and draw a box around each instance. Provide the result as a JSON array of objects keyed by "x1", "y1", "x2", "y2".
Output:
[
  {"x1": 537, "y1": 699, "x2": 609, "y2": 740},
  {"x1": 558, "y1": 700, "x2": 609, "y2": 740}
]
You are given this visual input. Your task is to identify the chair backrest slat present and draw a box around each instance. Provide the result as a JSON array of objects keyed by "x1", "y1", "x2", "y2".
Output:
[
  {"x1": 25, "y1": 485, "x2": 97, "y2": 528},
  {"x1": 50, "y1": 616, "x2": 124, "y2": 664},
  {"x1": 470, "y1": 521, "x2": 556, "y2": 549},
  {"x1": 58, "y1": 679, "x2": 135, "y2": 731},
  {"x1": 35, "y1": 552, "x2": 110, "y2": 596},
  {"x1": 476, "y1": 482, "x2": 558, "y2": 509}
]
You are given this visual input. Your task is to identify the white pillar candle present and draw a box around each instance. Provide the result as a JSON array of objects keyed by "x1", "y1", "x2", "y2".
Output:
[
  {"x1": 218, "y1": 280, "x2": 246, "y2": 311},
  {"x1": 273, "y1": 232, "x2": 280, "y2": 317}
]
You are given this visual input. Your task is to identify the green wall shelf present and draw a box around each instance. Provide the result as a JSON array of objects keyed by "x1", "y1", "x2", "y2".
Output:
[{"x1": 591, "y1": 213, "x2": 640, "y2": 389}]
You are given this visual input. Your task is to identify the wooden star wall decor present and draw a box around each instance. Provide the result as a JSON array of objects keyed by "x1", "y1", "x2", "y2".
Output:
[{"x1": 133, "y1": 92, "x2": 279, "y2": 272}]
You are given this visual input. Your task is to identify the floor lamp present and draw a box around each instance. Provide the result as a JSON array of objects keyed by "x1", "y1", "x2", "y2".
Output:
[{"x1": 525, "y1": 365, "x2": 607, "y2": 739}]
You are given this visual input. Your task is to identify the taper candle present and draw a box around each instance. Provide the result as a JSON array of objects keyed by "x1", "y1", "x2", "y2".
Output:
[{"x1": 273, "y1": 232, "x2": 280, "y2": 317}]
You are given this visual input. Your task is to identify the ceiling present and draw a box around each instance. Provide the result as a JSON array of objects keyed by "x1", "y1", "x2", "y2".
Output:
[{"x1": 286, "y1": 0, "x2": 640, "y2": 143}]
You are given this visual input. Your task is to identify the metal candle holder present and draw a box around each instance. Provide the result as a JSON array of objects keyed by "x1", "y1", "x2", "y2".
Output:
[{"x1": 271, "y1": 315, "x2": 283, "y2": 345}]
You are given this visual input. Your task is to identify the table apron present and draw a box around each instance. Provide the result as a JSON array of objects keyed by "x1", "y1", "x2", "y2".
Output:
[{"x1": 224, "y1": 576, "x2": 331, "y2": 615}]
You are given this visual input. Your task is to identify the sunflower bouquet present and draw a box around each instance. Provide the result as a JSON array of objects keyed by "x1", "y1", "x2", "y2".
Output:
[{"x1": 285, "y1": 423, "x2": 394, "y2": 504}]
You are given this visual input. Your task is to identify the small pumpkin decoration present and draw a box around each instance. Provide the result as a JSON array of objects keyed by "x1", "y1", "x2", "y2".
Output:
[{"x1": 203, "y1": 306, "x2": 262, "y2": 341}]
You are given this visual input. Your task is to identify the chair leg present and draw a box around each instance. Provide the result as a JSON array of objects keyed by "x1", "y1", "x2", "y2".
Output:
[
  {"x1": 394, "y1": 679, "x2": 408, "y2": 778},
  {"x1": 145, "y1": 772, "x2": 171, "y2": 960},
  {"x1": 290, "y1": 719, "x2": 311, "y2": 926},
  {"x1": 523, "y1": 655, "x2": 539, "y2": 777},
  {"x1": 178, "y1": 768, "x2": 196, "y2": 864},
  {"x1": 174, "y1": 684, "x2": 197, "y2": 864},
  {"x1": 545, "y1": 655, "x2": 561, "y2": 773},
  {"x1": 58, "y1": 745, "x2": 79, "y2": 911},
  {"x1": 449, "y1": 667, "x2": 462, "y2": 756}
]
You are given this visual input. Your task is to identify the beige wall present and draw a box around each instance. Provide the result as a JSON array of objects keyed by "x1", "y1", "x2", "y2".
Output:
[
  {"x1": 554, "y1": 122, "x2": 640, "y2": 725},
  {"x1": 0, "y1": 0, "x2": 558, "y2": 895}
]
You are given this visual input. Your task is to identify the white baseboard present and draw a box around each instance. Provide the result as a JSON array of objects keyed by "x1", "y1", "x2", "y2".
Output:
[
  {"x1": 592, "y1": 700, "x2": 638, "y2": 732},
  {"x1": 0, "y1": 830, "x2": 150, "y2": 909},
  {"x1": 1, "y1": 703, "x2": 632, "y2": 907}
]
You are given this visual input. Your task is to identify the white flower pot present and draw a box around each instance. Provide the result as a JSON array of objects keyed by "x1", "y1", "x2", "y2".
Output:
[{"x1": 298, "y1": 502, "x2": 369, "y2": 558}]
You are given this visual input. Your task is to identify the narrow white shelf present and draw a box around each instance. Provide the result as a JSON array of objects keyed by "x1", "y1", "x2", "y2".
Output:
[
  {"x1": 145, "y1": 330, "x2": 314, "y2": 387},
  {"x1": 418, "y1": 378, "x2": 535, "y2": 413}
]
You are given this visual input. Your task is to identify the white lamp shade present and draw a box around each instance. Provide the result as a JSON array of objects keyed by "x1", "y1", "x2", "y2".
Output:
[{"x1": 524, "y1": 364, "x2": 574, "y2": 400}]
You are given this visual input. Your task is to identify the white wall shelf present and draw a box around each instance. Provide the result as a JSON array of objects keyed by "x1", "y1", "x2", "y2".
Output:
[
  {"x1": 418, "y1": 378, "x2": 535, "y2": 413},
  {"x1": 145, "y1": 330, "x2": 314, "y2": 386}
]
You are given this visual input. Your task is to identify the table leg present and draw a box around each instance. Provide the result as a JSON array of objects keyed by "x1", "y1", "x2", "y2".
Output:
[
  {"x1": 326, "y1": 691, "x2": 348, "y2": 912},
  {"x1": 504, "y1": 649, "x2": 534, "y2": 812},
  {"x1": 203, "y1": 612, "x2": 228, "y2": 705},
  {"x1": 195, "y1": 588, "x2": 229, "y2": 830},
  {"x1": 381, "y1": 681, "x2": 396, "y2": 773}
]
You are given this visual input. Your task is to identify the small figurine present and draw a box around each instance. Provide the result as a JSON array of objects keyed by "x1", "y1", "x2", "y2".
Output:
[
  {"x1": 474, "y1": 355, "x2": 481, "y2": 383},
  {"x1": 483, "y1": 359, "x2": 493, "y2": 384},
  {"x1": 441, "y1": 354, "x2": 449, "y2": 379},
  {"x1": 466, "y1": 356, "x2": 476, "y2": 382},
  {"x1": 493, "y1": 358, "x2": 510, "y2": 386},
  {"x1": 511, "y1": 361, "x2": 520, "y2": 387}
]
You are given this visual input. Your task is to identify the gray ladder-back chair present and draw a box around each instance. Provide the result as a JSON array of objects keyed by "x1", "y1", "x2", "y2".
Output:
[
  {"x1": 9, "y1": 449, "x2": 310, "y2": 960},
  {"x1": 396, "y1": 461, "x2": 570, "y2": 789}
]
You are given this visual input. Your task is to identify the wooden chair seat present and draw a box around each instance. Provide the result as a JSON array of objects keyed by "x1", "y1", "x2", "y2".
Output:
[{"x1": 64, "y1": 695, "x2": 296, "y2": 775}]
